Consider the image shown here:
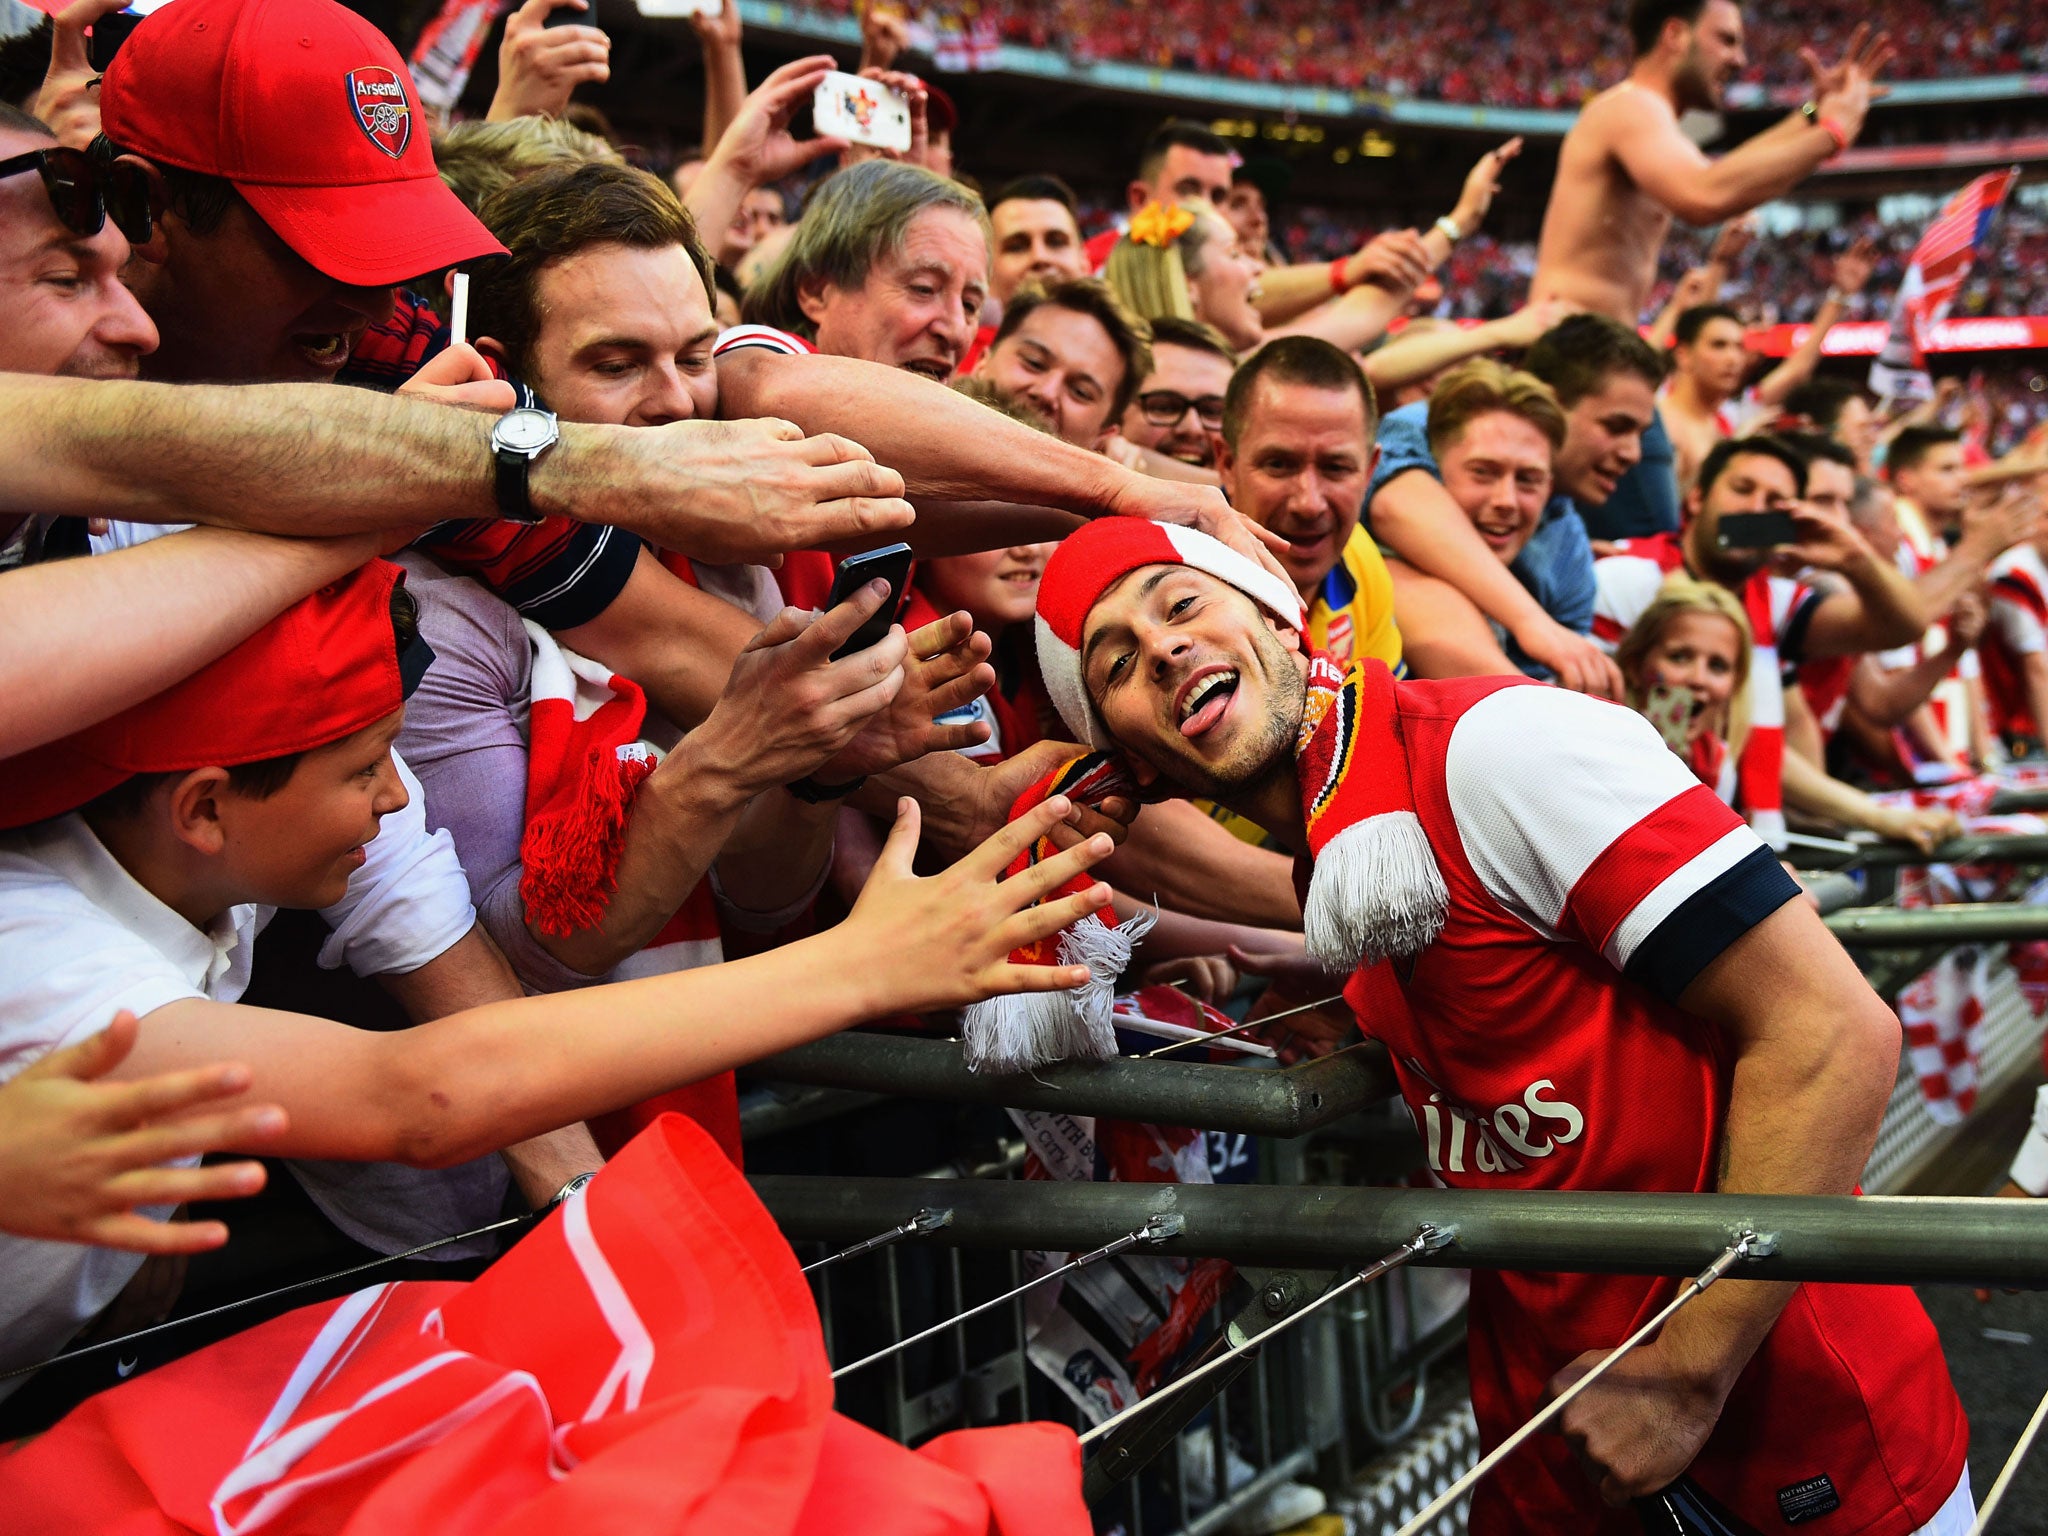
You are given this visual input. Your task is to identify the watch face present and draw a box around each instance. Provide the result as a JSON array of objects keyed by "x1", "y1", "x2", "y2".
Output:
[{"x1": 495, "y1": 407, "x2": 557, "y2": 454}]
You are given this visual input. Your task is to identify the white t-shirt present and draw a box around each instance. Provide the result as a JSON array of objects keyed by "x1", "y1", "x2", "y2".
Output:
[{"x1": 0, "y1": 751, "x2": 476, "y2": 1390}]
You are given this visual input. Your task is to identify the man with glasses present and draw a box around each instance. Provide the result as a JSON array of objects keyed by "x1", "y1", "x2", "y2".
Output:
[{"x1": 1110, "y1": 316, "x2": 1234, "y2": 480}]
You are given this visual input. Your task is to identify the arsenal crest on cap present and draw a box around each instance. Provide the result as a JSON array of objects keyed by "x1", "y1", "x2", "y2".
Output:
[{"x1": 346, "y1": 66, "x2": 411, "y2": 159}]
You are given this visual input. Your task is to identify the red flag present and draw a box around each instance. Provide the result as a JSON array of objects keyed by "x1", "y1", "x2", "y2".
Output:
[
  {"x1": 1, "y1": 1116, "x2": 1089, "y2": 1536},
  {"x1": 1869, "y1": 168, "x2": 2020, "y2": 400}
]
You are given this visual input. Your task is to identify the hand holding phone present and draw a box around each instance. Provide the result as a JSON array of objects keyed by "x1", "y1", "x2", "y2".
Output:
[
  {"x1": 812, "y1": 69, "x2": 912, "y2": 153},
  {"x1": 823, "y1": 543, "x2": 914, "y2": 660}
]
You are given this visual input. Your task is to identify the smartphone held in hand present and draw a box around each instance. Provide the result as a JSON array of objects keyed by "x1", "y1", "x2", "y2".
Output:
[
  {"x1": 823, "y1": 543, "x2": 914, "y2": 660},
  {"x1": 1715, "y1": 510, "x2": 1799, "y2": 550},
  {"x1": 812, "y1": 70, "x2": 913, "y2": 152}
]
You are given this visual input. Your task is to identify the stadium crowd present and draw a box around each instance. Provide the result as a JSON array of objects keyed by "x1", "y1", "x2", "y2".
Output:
[
  {"x1": 1, "y1": 0, "x2": 2046, "y2": 1530},
  {"x1": 817, "y1": 0, "x2": 2048, "y2": 103}
]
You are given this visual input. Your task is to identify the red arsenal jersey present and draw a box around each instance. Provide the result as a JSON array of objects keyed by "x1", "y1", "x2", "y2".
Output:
[{"x1": 1338, "y1": 677, "x2": 1966, "y2": 1535}]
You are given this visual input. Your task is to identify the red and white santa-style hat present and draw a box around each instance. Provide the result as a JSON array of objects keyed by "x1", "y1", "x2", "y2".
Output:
[{"x1": 1033, "y1": 518, "x2": 1304, "y2": 750}]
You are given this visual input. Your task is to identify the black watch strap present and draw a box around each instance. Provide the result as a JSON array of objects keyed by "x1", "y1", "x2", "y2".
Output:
[
  {"x1": 786, "y1": 773, "x2": 867, "y2": 804},
  {"x1": 494, "y1": 443, "x2": 541, "y2": 524}
]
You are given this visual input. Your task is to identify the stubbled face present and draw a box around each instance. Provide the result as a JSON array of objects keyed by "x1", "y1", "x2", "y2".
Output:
[
  {"x1": 974, "y1": 301, "x2": 1127, "y2": 447},
  {"x1": 1677, "y1": 316, "x2": 1749, "y2": 399},
  {"x1": 1690, "y1": 449, "x2": 1801, "y2": 585},
  {"x1": 1223, "y1": 181, "x2": 1269, "y2": 258},
  {"x1": 1082, "y1": 565, "x2": 1304, "y2": 800},
  {"x1": 1553, "y1": 371, "x2": 1657, "y2": 507},
  {"x1": 0, "y1": 130, "x2": 157, "y2": 378},
  {"x1": 989, "y1": 197, "x2": 1085, "y2": 303},
  {"x1": 1219, "y1": 379, "x2": 1373, "y2": 601},
  {"x1": 916, "y1": 543, "x2": 1052, "y2": 634},
  {"x1": 213, "y1": 709, "x2": 409, "y2": 910},
  {"x1": 1120, "y1": 342, "x2": 1233, "y2": 467},
  {"x1": 1895, "y1": 442, "x2": 1968, "y2": 523},
  {"x1": 1186, "y1": 211, "x2": 1263, "y2": 353},
  {"x1": 1634, "y1": 610, "x2": 1742, "y2": 744},
  {"x1": 128, "y1": 191, "x2": 397, "y2": 383},
  {"x1": 1672, "y1": 0, "x2": 1747, "y2": 112},
  {"x1": 517, "y1": 241, "x2": 720, "y2": 428},
  {"x1": 800, "y1": 205, "x2": 989, "y2": 380},
  {"x1": 1437, "y1": 411, "x2": 1554, "y2": 566},
  {"x1": 1132, "y1": 145, "x2": 1232, "y2": 215}
]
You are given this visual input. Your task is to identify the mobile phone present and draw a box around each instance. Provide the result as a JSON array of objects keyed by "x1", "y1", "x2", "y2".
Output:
[
  {"x1": 812, "y1": 70, "x2": 913, "y2": 153},
  {"x1": 633, "y1": 0, "x2": 721, "y2": 15},
  {"x1": 823, "y1": 542, "x2": 913, "y2": 661},
  {"x1": 1642, "y1": 683, "x2": 1697, "y2": 753},
  {"x1": 544, "y1": 0, "x2": 600, "y2": 27},
  {"x1": 90, "y1": 8, "x2": 147, "y2": 69},
  {"x1": 1715, "y1": 510, "x2": 1798, "y2": 550}
]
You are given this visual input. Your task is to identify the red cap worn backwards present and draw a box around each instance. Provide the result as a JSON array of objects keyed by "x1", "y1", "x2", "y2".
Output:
[
  {"x1": 99, "y1": 0, "x2": 506, "y2": 287},
  {"x1": 0, "y1": 560, "x2": 432, "y2": 831}
]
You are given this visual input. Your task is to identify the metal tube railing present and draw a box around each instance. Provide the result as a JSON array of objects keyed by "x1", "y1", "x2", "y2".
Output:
[
  {"x1": 752, "y1": 1176, "x2": 2048, "y2": 1287},
  {"x1": 1826, "y1": 901, "x2": 2048, "y2": 945},
  {"x1": 744, "y1": 1035, "x2": 1397, "y2": 1138},
  {"x1": 1790, "y1": 832, "x2": 2048, "y2": 870},
  {"x1": 1990, "y1": 786, "x2": 2048, "y2": 815}
]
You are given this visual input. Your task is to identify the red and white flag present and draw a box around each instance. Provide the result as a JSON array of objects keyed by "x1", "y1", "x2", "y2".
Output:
[
  {"x1": 408, "y1": 0, "x2": 512, "y2": 116},
  {"x1": 1869, "y1": 168, "x2": 2020, "y2": 401},
  {"x1": 2, "y1": 1116, "x2": 1091, "y2": 1535}
]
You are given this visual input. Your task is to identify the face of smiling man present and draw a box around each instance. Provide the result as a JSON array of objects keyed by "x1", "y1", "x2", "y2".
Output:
[{"x1": 1080, "y1": 563, "x2": 1306, "y2": 800}]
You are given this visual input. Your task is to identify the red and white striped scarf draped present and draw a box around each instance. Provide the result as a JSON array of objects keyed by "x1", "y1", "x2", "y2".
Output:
[
  {"x1": 519, "y1": 624, "x2": 737, "y2": 1161},
  {"x1": 0, "y1": 1117, "x2": 1090, "y2": 1535}
]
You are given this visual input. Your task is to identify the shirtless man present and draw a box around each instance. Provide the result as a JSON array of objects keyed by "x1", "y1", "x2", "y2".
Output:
[
  {"x1": 1532, "y1": 0, "x2": 1890, "y2": 323},
  {"x1": 1531, "y1": 0, "x2": 1891, "y2": 538}
]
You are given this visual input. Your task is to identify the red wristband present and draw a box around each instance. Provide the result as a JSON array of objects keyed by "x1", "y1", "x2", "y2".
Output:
[
  {"x1": 1816, "y1": 115, "x2": 1849, "y2": 157},
  {"x1": 1330, "y1": 257, "x2": 1353, "y2": 295}
]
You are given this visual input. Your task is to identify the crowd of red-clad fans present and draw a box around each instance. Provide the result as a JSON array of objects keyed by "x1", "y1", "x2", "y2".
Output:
[
  {"x1": 813, "y1": 0, "x2": 2048, "y2": 103},
  {"x1": 5, "y1": 0, "x2": 2048, "y2": 1529}
]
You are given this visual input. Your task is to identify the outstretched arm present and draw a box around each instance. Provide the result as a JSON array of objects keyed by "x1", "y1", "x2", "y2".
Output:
[{"x1": 120, "y1": 800, "x2": 1116, "y2": 1170}]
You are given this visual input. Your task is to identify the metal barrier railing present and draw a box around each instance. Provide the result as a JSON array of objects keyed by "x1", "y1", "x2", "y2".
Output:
[
  {"x1": 757, "y1": 1176, "x2": 2048, "y2": 1287},
  {"x1": 1826, "y1": 901, "x2": 2048, "y2": 946},
  {"x1": 1790, "y1": 831, "x2": 2048, "y2": 870},
  {"x1": 745, "y1": 1035, "x2": 1397, "y2": 1138}
]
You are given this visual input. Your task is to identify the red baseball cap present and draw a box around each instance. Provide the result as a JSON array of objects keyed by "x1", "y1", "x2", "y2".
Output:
[
  {"x1": 99, "y1": 0, "x2": 506, "y2": 286},
  {"x1": 0, "y1": 559, "x2": 433, "y2": 830}
]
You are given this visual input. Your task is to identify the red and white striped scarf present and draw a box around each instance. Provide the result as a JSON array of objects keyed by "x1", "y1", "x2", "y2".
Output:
[{"x1": 518, "y1": 624, "x2": 737, "y2": 1160}]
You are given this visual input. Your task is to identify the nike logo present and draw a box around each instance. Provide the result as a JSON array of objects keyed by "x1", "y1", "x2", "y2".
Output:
[{"x1": 115, "y1": 1357, "x2": 139, "y2": 1379}]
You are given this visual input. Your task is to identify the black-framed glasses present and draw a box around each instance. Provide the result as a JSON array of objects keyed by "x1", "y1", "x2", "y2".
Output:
[
  {"x1": 0, "y1": 142, "x2": 151, "y2": 246},
  {"x1": 1136, "y1": 389, "x2": 1226, "y2": 429}
]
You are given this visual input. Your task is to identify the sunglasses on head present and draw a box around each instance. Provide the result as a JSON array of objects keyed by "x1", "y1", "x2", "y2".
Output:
[
  {"x1": 1135, "y1": 390, "x2": 1226, "y2": 429},
  {"x1": 0, "y1": 142, "x2": 152, "y2": 246}
]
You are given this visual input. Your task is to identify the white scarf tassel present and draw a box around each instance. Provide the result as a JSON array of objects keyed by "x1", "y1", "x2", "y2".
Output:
[
  {"x1": 1302, "y1": 811, "x2": 1448, "y2": 974},
  {"x1": 962, "y1": 909, "x2": 1157, "y2": 1074}
]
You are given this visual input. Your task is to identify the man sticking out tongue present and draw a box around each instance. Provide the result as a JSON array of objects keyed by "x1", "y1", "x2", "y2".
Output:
[{"x1": 1025, "y1": 517, "x2": 1971, "y2": 1536}]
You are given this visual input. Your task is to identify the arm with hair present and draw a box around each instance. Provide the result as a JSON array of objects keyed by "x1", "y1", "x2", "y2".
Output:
[
  {"x1": 0, "y1": 525, "x2": 383, "y2": 758},
  {"x1": 116, "y1": 801, "x2": 1115, "y2": 1169},
  {"x1": 3, "y1": 376, "x2": 915, "y2": 563}
]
